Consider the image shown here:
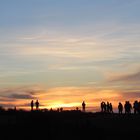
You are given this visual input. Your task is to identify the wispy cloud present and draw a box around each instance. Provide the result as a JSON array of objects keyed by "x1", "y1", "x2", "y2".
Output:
[
  {"x1": 121, "y1": 91, "x2": 140, "y2": 99},
  {"x1": 109, "y1": 70, "x2": 140, "y2": 83},
  {"x1": 8, "y1": 94, "x2": 34, "y2": 99}
]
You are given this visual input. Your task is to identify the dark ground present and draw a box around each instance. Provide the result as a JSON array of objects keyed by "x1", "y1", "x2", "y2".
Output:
[{"x1": 0, "y1": 110, "x2": 140, "y2": 140}]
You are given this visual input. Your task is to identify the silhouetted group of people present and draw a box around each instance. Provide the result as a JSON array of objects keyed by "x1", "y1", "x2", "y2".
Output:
[
  {"x1": 30, "y1": 100, "x2": 140, "y2": 114},
  {"x1": 31, "y1": 100, "x2": 39, "y2": 111},
  {"x1": 101, "y1": 101, "x2": 113, "y2": 113},
  {"x1": 101, "y1": 100, "x2": 140, "y2": 114},
  {"x1": 118, "y1": 101, "x2": 138, "y2": 114},
  {"x1": 119, "y1": 100, "x2": 140, "y2": 114}
]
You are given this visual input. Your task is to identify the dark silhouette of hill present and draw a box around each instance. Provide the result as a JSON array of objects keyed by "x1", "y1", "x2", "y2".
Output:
[{"x1": 0, "y1": 110, "x2": 140, "y2": 140}]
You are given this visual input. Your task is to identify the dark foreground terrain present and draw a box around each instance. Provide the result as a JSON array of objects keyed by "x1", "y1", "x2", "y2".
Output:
[{"x1": 0, "y1": 110, "x2": 140, "y2": 140}]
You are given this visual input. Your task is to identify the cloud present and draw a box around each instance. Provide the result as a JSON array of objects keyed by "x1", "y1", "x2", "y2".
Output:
[
  {"x1": 0, "y1": 85, "x2": 46, "y2": 100},
  {"x1": 0, "y1": 97, "x2": 16, "y2": 102},
  {"x1": 0, "y1": 103, "x2": 16, "y2": 108},
  {"x1": 8, "y1": 93, "x2": 34, "y2": 99},
  {"x1": 121, "y1": 91, "x2": 140, "y2": 99},
  {"x1": 109, "y1": 70, "x2": 140, "y2": 83}
]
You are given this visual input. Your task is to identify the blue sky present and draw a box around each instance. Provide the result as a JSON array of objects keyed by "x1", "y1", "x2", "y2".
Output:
[{"x1": 0, "y1": 0, "x2": 140, "y2": 109}]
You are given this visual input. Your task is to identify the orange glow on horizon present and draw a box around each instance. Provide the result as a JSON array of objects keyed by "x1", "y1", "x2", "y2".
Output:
[{"x1": 0, "y1": 86, "x2": 139, "y2": 112}]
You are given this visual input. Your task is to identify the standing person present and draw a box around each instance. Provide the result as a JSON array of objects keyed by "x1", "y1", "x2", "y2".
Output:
[
  {"x1": 128, "y1": 101, "x2": 132, "y2": 114},
  {"x1": 118, "y1": 102, "x2": 123, "y2": 114},
  {"x1": 124, "y1": 101, "x2": 128, "y2": 114},
  {"x1": 107, "y1": 102, "x2": 110, "y2": 113},
  {"x1": 138, "y1": 101, "x2": 140, "y2": 114},
  {"x1": 101, "y1": 102, "x2": 104, "y2": 112},
  {"x1": 31, "y1": 100, "x2": 34, "y2": 111},
  {"x1": 103, "y1": 102, "x2": 107, "y2": 113},
  {"x1": 35, "y1": 100, "x2": 39, "y2": 110},
  {"x1": 133, "y1": 100, "x2": 138, "y2": 114},
  {"x1": 82, "y1": 101, "x2": 86, "y2": 112},
  {"x1": 124, "y1": 101, "x2": 132, "y2": 114},
  {"x1": 109, "y1": 103, "x2": 113, "y2": 113}
]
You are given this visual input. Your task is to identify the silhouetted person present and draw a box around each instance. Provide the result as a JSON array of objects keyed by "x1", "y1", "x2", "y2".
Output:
[
  {"x1": 31, "y1": 100, "x2": 34, "y2": 111},
  {"x1": 57, "y1": 108, "x2": 60, "y2": 112},
  {"x1": 133, "y1": 100, "x2": 139, "y2": 114},
  {"x1": 128, "y1": 101, "x2": 132, "y2": 114},
  {"x1": 35, "y1": 100, "x2": 39, "y2": 110},
  {"x1": 124, "y1": 101, "x2": 127, "y2": 114},
  {"x1": 76, "y1": 107, "x2": 79, "y2": 111},
  {"x1": 118, "y1": 102, "x2": 123, "y2": 114},
  {"x1": 109, "y1": 103, "x2": 113, "y2": 113},
  {"x1": 107, "y1": 102, "x2": 110, "y2": 113},
  {"x1": 138, "y1": 101, "x2": 140, "y2": 114},
  {"x1": 14, "y1": 106, "x2": 16, "y2": 111},
  {"x1": 101, "y1": 102, "x2": 104, "y2": 112},
  {"x1": 103, "y1": 102, "x2": 107, "y2": 112},
  {"x1": 101, "y1": 101, "x2": 107, "y2": 112},
  {"x1": 60, "y1": 107, "x2": 63, "y2": 112},
  {"x1": 82, "y1": 101, "x2": 86, "y2": 112}
]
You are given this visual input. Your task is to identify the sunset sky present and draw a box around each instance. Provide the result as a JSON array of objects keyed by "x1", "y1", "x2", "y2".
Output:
[{"x1": 0, "y1": 0, "x2": 140, "y2": 111}]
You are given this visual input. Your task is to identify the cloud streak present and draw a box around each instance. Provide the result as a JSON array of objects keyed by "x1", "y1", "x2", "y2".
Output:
[
  {"x1": 109, "y1": 70, "x2": 140, "y2": 83},
  {"x1": 8, "y1": 94, "x2": 33, "y2": 99}
]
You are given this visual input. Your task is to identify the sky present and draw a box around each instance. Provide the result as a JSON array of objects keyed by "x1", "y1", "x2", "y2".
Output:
[{"x1": 0, "y1": 0, "x2": 140, "y2": 111}]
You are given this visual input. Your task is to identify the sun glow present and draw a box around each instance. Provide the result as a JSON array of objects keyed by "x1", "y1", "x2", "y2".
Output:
[
  {"x1": 45, "y1": 102, "x2": 81, "y2": 110},
  {"x1": 0, "y1": 86, "x2": 139, "y2": 112}
]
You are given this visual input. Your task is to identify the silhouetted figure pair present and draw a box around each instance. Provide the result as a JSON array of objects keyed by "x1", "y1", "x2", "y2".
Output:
[
  {"x1": 107, "y1": 102, "x2": 113, "y2": 113},
  {"x1": 82, "y1": 101, "x2": 86, "y2": 112},
  {"x1": 124, "y1": 101, "x2": 132, "y2": 114},
  {"x1": 30, "y1": 100, "x2": 40, "y2": 111}
]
